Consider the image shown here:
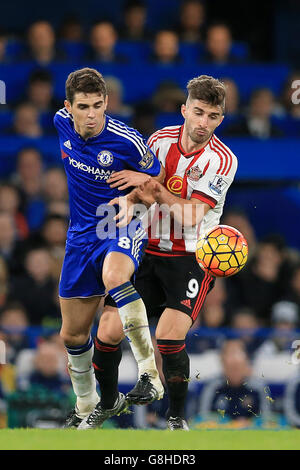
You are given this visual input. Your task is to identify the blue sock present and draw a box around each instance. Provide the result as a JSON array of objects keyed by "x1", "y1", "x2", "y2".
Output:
[
  {"x1": 108, "y1": 281, "x2": 140, "y2": 308},
  {"x1": 65, "y1": 335, "x2": 93, "y2": 356}
]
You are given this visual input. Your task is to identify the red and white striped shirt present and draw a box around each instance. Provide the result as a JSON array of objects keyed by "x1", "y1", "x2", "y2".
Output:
[{"x1": 145, "y1": 125, "x2": 238, "y2": 256}]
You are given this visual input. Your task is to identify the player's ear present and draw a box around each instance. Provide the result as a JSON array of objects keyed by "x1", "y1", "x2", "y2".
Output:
[
  {"x1": 64, "y1": 100, "x2": 72, "y2": 113},
  {"x1": 181, "y1": 103, "x2": 186, "y2": 119},
  {"x1": 104, "y1": 94, "x2": 108, "y2": 110},
  {"x1": 216, "y1": 115, "x2": 224, "y2": 128}
]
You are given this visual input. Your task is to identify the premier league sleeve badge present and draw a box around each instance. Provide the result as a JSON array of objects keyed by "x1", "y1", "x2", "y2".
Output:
[{"x1": 208, "y1": 175, "x2": 228, "y2": 195}]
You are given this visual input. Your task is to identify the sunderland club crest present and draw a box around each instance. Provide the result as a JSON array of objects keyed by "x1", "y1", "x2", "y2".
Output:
[{"x1": 186, "y1": 165, "x2": 203, "y2": 182}]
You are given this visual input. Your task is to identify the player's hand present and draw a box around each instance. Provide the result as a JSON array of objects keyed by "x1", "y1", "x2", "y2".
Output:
[
  {"x1": 135, "y1": 179, "x2": 162, "y2": 206},
  {"x1": 107, "y1": 170, "x2": 151, "y2": 190},
  {"x1": 108, "y1": 195, "x2": 135, "y2": 227}
]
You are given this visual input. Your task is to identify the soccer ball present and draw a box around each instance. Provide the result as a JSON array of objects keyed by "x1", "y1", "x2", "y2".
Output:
[{"x1": 196, "y1": 225, "x2": 248, "y2": 277}]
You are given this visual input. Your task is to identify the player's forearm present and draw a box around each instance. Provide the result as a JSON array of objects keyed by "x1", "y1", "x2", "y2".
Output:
[
  {"x1": 127, "y1": 170, "x2": 164, "y2": 207},
  {"x1": 155, "y1": 186, "x2": 204, "y2": 226},
  {"x1": 127, "y1": 188, "x2": 142, "y2": 205},
  {"x1": 153, "y1": 165, "x2": 165, "y2": 184}
]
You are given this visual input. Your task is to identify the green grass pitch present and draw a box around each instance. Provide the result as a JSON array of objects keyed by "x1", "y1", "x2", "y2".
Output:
[{"x1": 0, "y1": 429, "x2": 300, "y2": 450}]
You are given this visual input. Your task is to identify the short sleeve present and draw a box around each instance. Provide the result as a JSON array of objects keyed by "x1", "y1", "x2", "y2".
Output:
[
  {"x1": 147, "y1": 132, "x2": 160, "y2": 156},
  {"x1": 127, "y1": 140, "x2": 161, "y2": 176},
  {"x1": 53, "y1": 108, "x2": 73, "y2": 135},
  {"x1": 53, "y1": 111, "x2": 62, "y2": 132},
  {"x1": 191, "y1": 154, "x2": 238, "y2": 208}
]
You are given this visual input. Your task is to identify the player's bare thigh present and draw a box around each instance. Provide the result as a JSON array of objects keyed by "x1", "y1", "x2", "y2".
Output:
[
  {"x1": 97, "y1": 305, "x2": 124, "y2": 344},
  {"x1": 59, "y1": 296, "x2": 102, "y2": 346},
  {"x1": 155, "y1": 308, "x2": 192, "y2": 340},
  {"x1": 102, "y1": 251, "x2": 135, "y2": 290}
]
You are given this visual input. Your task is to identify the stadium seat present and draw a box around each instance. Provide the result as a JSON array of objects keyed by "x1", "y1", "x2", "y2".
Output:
[
  {"x1": 0, "y1": 61, "x2": 291, "y2": 107},
  {"x1": 5, "y1": 39, "x2": 25, "y2": 61},
  {"x1": 217, "y1": 114, "x2": 241, "y2": 136},
  {"x1": 40, "y1": 111, "x2": 56, "y2": 132},
  {"x1": 115, "y1": 40, "x2": 152, "y2": 63},
  {"x1": 271, "y1": 116, "x2": 300, "y2": 137},
  {"x1": 0, "y1": 136, "x2": 61, "y2": 177},
  {"x1": 230, "y1": 41, "x2": 250, "y2": 60},
  {"x1": 0, "y1": 110, "x2": 14, "y2": 131},
  {"x1": 0, "y1": 63, "x2": 36, "y2": 103},
  {"x1": 179, "y1": 43, "x2": 203, "y2": 64},
  {"x1": 155, "y1": 112, "x2": 183, "y2": 129},
  {"x1": 58, "y1": 40, "x2": 87, "y2": 62},
  {"x1": 220, "y1": 137, "x2": 300, "y2": 180},
  {"x1": 0, "y1": 136, "x2": 299, "y2": 180}
]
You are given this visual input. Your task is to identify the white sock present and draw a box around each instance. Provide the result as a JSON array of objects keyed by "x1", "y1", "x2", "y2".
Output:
[
  {"x1": 121, "y1": 298, "x2": 158, "y2": 377},
  {"x1": 66, "y1": 337, "x2": 99, "y2": 418},
  {"x1": 109, "y1": 282, "x2": 163, "y2": 397}
]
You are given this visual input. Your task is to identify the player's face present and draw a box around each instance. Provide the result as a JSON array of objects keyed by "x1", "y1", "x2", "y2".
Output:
[
  {"x1": 65, "y1": 92, "x2": 108, "y2": 139},
  {"x1": 181, "y1": 98, "x2": 224, "y2": 146}
]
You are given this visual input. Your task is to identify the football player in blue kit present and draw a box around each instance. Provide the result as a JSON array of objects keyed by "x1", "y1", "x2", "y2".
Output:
[{"x1": 54, "y1": 68, "x2": 164, "y2": 429}]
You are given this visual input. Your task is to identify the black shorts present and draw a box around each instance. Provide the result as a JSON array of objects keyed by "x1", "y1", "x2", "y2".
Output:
[{"x1": 105, "y1": 253, "x2": 215, "y2": 323}]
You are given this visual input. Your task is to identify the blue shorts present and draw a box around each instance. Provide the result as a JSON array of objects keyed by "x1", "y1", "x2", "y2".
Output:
[{"x1": 59, "y1": 222, "x2": 147, "y2": 298}]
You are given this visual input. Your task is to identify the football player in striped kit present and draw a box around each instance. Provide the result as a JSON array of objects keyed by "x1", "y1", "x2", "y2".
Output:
[
  {"x1": 105, "y1": 75, "x2": 238, "y2": 430},
  {"x1": 54, "y1": 68, "x2": 165, "y2": 429}
]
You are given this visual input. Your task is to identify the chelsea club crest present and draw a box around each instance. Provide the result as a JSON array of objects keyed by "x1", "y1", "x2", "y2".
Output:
[{"x1": 97, "y1": 150, "x2": 114, "y2": 167}]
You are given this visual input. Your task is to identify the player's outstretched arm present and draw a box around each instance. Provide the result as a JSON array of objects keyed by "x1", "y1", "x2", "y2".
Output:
[
  {"x1": 106, "y1": 166, "x2": 165, "y2": 190},
  {"x1": 107, "y1": 166, "x2": 165, "y2": 227},
  {"x1": 136, "y1": 179, "x2": 210, "y2": 227},
  {"x1": 107, "y1": 194, "x2": 136, "y2": 227},
  {"x1": 107, "y1": 170, "x2": 151, "y2": 190}
]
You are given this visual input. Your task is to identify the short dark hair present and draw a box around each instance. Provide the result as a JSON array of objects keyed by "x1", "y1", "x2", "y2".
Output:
[
  {"x1": 260, "y1": 233, "x2": 286, "y2": 252},
  {"x1": 65, "y1": 67, "x2": 107, "y2": 104},
  {"x1": 17, "y1": 146, "x2": 42, "y2": 163},
  {"x1": 187, "y1": 75, "x2": 226, "y2": 113},
  {"x1": 29, "y1": 69, "x2": 53, "y2": 85},
  {"x1": 0, "y1": 301, "x2": 28, "y2": 317},
  {"x1": 43, "y1": 213, "x2": 68, "y2": 227},
  {"x1": 124, "y1": 0, "x2": 146, "y2": 10}
]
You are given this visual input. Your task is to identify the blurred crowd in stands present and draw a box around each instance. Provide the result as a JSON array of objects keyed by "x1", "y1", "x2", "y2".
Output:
[
  {"x1": 0, "y1": 0, "x2": 300, "y2": 430},
  {"x1": 0, "y1": 0, "x2": 299, "y2": 139}
]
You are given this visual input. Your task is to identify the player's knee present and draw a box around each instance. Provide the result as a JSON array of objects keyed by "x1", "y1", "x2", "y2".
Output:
[
  {"x1": 156, "y1": 309, "x2": 192, "y2": 340},
  {"x1": 98, "y1": 311, "x2": 124, "y2": 344},
  {"x1": 98, "y1": 330, "x2": 123, "y2": 345},
  {"x1": 60, "y1": 329, "x2": 90, "y2": 348},
  {"x1": 103, "y1": 271, "x2": 130, "y2": 291},
  {"x1": 155, "y1": 325, "x2": 186, "y2": 341}
]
